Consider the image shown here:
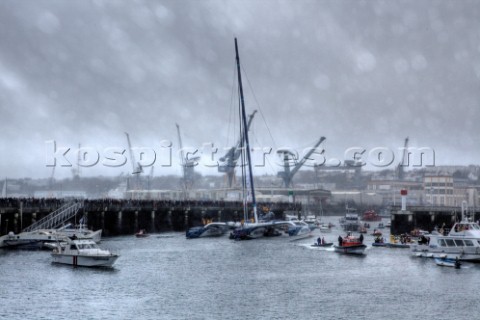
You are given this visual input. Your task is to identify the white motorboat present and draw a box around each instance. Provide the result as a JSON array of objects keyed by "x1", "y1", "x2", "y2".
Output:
[
  {"x1": 434, "y1": 257, "x2": 461, "y2": 268},
  {"x1": 51, "y1": 239, "x2": 119, "y2": 268},
  {"x1": 341, "y1": 206, "x2": 360, "y2": 232},
  {"x1": 411, "y1": 218, "x2": 480, "y2": 262}
]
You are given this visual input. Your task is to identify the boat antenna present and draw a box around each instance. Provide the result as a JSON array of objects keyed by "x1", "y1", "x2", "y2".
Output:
[{"x1": 235, "y1": 38, "x2": 258, "y2": 223}]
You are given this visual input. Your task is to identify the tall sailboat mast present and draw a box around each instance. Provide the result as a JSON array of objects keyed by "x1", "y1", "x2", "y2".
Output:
[{"x1": 234, "y1": 38, "x2": 258, "y2": 223}]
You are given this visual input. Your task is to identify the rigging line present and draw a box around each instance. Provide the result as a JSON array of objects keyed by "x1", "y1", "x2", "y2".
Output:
[{"x1": 240, "y1": 63, "x2": 277, "y2": 151}]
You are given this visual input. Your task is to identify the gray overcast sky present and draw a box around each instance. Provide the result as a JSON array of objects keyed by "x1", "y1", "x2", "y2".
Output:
[{"x1": 1, "y1": 0, "x2": 480, "y2": 179}]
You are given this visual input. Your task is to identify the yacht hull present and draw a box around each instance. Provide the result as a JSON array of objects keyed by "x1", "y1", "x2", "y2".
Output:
[
  {"x1": 333, "y1": 244, "x2": 367, "y2": 255},
  {"x1": 51, "y1": 253, "x2": 118, "y2": 268}
]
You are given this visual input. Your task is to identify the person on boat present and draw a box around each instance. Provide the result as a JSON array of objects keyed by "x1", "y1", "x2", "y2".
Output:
[
  {"x1": 338, "y1": 236, "x2": 343, "y2": 246},
  {"x1": 455, "y1": 257, "x2": 461, "y2": 269},
  {"x1": 419, "y1": 235, "x2": 426, "y2": 244},
  {"x1": 317, "y1": 237, "x2": 322, "y2": 245},
  {"x1": 359, "y1": 234, "x2": 364, "y2": 243},
  {"x1": 322, "y1": 237, "x2": 325, "y2": 245}
]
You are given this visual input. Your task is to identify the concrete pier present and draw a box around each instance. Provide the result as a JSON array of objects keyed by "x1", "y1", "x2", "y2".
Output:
[{"x1": 0, "y1": 198, "x2": 301, "y2": 236}]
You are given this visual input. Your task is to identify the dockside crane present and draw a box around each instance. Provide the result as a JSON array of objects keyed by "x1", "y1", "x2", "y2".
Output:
[
  {"x1": 277, "y1": 137, "x2": 326, "y2": 188},
  {"x1": 218, "y1": 110, "x2": 257, "y2": 188},
  {"x1": 397, "y1": 137, "x2": 409, "y2": 180},
  {"x1": 176, "y1": 123, "x2": 199, "y2": 197},
  {"x1": 125, "y1": 132, "x2": 143, "y2": 190}
]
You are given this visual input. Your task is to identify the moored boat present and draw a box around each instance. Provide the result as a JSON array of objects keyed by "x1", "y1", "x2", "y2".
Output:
[
  {"x1": 341, "y1": 207, "x2": 360, "y2": 232},
  {"x1": 411, "y1": 215, "x2": 480, "y2": 261},
  {"x1": 361, "y1": 210, "x2": 382, "y2": 221},
  {"x1": 135, "y1": 229, "x2": 150, "y2": 238}
]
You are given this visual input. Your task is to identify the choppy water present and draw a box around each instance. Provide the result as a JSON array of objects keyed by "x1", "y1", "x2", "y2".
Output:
[{"x1": 1, "y1": 217, "x2": 479, "y2": 320}]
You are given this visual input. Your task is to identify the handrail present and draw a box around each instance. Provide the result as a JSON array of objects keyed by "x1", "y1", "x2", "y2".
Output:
[{"x1": 23, "y1": 201, "x2": 84, "y2": 232}]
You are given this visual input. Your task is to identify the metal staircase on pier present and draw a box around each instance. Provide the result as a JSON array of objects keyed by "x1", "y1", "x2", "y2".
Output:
[{"x1": 22, "y1": 201, "x2": 84, "y2": 232}]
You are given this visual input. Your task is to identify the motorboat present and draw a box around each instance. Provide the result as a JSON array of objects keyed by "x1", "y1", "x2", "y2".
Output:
[
  {"x1": 434, "y1": 257, "x2": 461, "y2": 268},
  {"x1": 410, "y1": 217, "x2": 480, "y2": 262},
  {"x1": 386, "y1": 234, "x2": 411, "y2": 248},
  {"x1": 135, "y1": 229, "x2": 150, "y2": 238},
  {"x1": 51, "y1": 239, "x2": 119, "y2": 268},
  {"x1": 334, "y1": 234, "x2": 367, "y2": 255},
  {"x1": 341, "y1": 207, "x2": 360, "y2": 232},
  {"x1": 312, "y1": 237, "x2": 333, "y2": 247},
  {"x1": 186, "y1": 222, "x2": 229, "y2": 239},
  {"x1": 361, "y1": 210, "x2": 382, "y2": 221},
  {"x1": 319, "y1": 223, "x2": 332, "y2": 233},
  {"x1": 372, "y1": 236, "x2": 387, "y2": 247},
  {"x1": 311, "y1": 242, "x2": 333, "y2": 247},
  {"x1": 302, "y1": 215, "x2": 320, "y2": 230}
]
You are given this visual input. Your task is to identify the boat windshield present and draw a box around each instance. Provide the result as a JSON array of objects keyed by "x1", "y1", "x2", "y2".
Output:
[
  {"x1": 77, "y1": 243, "x2": 98, "y2": 249},
  {"x1": 454, "y1": 223, "x2": 480, "y2": 231}
]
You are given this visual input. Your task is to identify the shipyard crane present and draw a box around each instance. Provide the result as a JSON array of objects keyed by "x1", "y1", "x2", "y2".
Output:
[
  {"x1": 71, "y1": 143, "x2": 81, "y2": 179},
  {"x1": 176, "y1": 123, "x2": 200, "y2": 197},
  {"x1": 397, "y1": 137, "x2": 409, "y2": 180},
  {"x1": 176, "y1": 123, "x2": 187, "y2": 193},
  {"x1": 218, "y1": 110, "x2": 257, "y2": 188},
  {"x1": 277, "y1": 137, "x2": 326, "y2": 188},
  {"x1": 124, "y1": 132, "x2": 142, "y2": 191}
]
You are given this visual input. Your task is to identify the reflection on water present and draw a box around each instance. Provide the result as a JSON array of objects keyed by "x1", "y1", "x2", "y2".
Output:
[{"x1": 1, "y1": 218, "x2": 479, "y2": 320}]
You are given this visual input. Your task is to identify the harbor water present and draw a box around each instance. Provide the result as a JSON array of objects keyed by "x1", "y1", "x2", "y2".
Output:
[{"x1": 1, "y1": 217, "x2": 479, "y2": 320}]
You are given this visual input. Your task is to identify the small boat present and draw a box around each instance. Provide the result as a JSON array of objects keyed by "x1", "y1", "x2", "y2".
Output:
[
  {"x1": 361, "y1": 210, "x2": 382, "y2": 221},
  {"x1": 372, "y1": 236, "x2": 386, "y2": 247},
  {"x1": 311, "y1": 242, "x2": 333, "y2": 247},
  {"x1": 319, "y1": 223, "x2": 332, "y2": 233},
  {"x1": 302, "y1": 215, "x2": 320, "y2": 230},
  {"x1": 334, "y1": 234, "x2": 367, "y2": 255},
  {"x1": 51, "y1": 239, "x2": 119, "y2": 268},
  {"x1": 312, "y1": 236, "x2": 333, "y2": 247},
  {"x1": 387, "y1": 234, "x2": 410, "y2": 248},
  {"x1": 135, "y1": 229, "x2": 150, "y2": 238},
  {"x1": 434, "y1": 257, "x2": 461, "y2": 268}
]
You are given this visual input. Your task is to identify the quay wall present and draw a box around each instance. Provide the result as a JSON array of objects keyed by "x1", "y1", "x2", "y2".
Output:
[
  {"x1": 0, "y1": 198, "x2": 301, "y2": 236},
  {"x1": 390, "y1": 205, "x2": 480, "y2": 235}
]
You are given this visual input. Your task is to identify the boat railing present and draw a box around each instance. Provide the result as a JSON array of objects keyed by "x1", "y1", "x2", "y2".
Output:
[{"x1": 22, "y1": 201, "x2": 84, "y2": 232}]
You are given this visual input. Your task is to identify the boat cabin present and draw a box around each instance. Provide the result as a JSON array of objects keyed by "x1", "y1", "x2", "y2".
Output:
[{"x1": 448, "y1": 221, "x2": 480, "y2": 238}]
